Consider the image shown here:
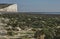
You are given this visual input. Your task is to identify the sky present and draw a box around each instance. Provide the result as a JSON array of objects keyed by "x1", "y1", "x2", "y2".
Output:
[{"x1": 0, "y1": 0, "x2": 60, "y2": 12}]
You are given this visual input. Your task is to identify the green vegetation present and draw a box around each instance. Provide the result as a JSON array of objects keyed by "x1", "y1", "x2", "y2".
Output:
[{"x1": 0, "y1": 13, "x2": 60, "y2": 39}]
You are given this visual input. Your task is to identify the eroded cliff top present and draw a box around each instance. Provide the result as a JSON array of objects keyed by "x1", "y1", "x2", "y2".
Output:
[{"x1": 0, "y1": 4, "x2": 13, "y2": 9}]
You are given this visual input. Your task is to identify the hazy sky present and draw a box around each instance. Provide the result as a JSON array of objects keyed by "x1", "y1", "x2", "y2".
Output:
[{"x1": 0, "y1": 0, "x2": 60, "y2": 12}]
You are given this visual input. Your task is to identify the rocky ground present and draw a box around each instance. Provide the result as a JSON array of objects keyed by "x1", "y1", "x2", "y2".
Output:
[{"x1": 0, "y1": 13, "x2": 60, "y2": 39}]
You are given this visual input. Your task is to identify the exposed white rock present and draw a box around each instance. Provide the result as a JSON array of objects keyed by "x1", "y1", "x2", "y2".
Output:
[
  {"x1": 57, "y1": 26, "x2": 60, "y2": 28},
  {"x1": 16, "y1": 27, "x2": 22, "y2": 31},
  {"x1": 0, "y1": 4, "x2": 17, "y2": 12}
]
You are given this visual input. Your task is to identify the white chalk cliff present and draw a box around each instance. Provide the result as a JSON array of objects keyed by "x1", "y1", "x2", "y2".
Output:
[{"x1": 0, "y1": 4, "x2": 17, "y2": 12}]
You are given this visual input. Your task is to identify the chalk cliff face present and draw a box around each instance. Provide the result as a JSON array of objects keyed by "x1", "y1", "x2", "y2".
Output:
[{"x1": 0, "y1": 4, "x2": 17, "y2": 12}]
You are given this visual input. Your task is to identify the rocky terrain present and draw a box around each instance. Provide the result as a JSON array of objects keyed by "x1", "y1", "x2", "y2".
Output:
[{"x1": 0, "y1": 13, "x2": 60, "y2": 39}]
